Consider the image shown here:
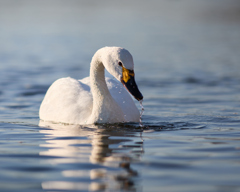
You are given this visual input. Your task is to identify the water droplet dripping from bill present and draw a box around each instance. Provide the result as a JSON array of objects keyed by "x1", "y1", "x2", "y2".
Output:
[{"x1": 139, "y1": 99, "x2": 144, "y2": 128}]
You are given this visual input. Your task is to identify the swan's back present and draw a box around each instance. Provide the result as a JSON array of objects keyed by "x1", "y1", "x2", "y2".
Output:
[{"x1": 39, "y1": 77, "x2": 93, "y2": 124}]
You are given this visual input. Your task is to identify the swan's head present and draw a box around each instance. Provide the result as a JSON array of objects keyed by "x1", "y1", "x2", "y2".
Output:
[{"x1": 99, "y1": 47, "x2": 143, "y2": 101}]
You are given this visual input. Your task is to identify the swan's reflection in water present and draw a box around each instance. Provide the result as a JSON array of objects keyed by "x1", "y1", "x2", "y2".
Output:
[{"x1": 39, "y1": 121, "x2": 143, "y2": 191}]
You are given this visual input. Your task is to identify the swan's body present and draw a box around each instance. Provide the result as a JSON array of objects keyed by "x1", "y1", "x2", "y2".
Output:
[{"x1": 39, "y1": 47, "x2": 143, "y2": 125}]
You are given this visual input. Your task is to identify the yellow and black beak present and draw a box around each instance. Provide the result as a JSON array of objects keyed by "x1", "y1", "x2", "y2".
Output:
[{"x1": 121, "y1": 67, "x2": 143, "y2": 101}]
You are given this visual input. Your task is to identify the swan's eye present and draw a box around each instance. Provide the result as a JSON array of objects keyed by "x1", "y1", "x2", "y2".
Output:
[{"x1": 118, "y1": 62, "x2": 123, "y2": 67}]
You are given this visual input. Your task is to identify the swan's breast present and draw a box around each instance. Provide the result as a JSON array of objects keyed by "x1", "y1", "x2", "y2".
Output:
[{"x1": 106, "y1": 78, "x2": 140, "y2": 122}]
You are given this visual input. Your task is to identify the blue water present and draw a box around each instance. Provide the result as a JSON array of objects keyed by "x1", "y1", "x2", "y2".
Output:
[{"x1": 1, "y1": 1, "x2": 240, "y2": 191}]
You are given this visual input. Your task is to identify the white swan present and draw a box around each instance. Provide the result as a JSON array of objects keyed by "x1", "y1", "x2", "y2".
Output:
[{"x1": 39, "y1": 47, "x2": 143, "y2": 125}]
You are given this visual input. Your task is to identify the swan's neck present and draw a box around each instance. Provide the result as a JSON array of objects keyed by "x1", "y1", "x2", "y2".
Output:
[{"x1": 88, "y1": 54, "x2": 125, "y2": 124}]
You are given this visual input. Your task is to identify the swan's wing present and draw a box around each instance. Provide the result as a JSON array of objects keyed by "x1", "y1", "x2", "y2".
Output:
[
  {"x1": 39, "y1": 77, "x2": 92, "y2": 124},
  {"x1": 106, "y1": 77, "x2": 140, "y2": 122}
]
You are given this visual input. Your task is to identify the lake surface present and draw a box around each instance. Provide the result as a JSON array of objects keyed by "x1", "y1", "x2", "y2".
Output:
[{"x1": 1, "y1": 0, "x2": 240, "y2": 191}]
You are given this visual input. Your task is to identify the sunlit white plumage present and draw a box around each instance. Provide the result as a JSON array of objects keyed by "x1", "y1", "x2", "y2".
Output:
[{"x1": 39, "y1": 47, "x2": 143, "y2": 125}]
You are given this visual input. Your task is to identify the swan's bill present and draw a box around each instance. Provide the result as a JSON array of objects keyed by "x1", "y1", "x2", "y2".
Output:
[{"x1": 121, "y1": 67, "x2": 143, "y2": 101}]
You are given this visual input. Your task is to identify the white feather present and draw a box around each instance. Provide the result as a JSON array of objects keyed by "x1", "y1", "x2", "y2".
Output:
[{"x1": 39, "y1": 47, "x2": 141, "y2": 125}]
